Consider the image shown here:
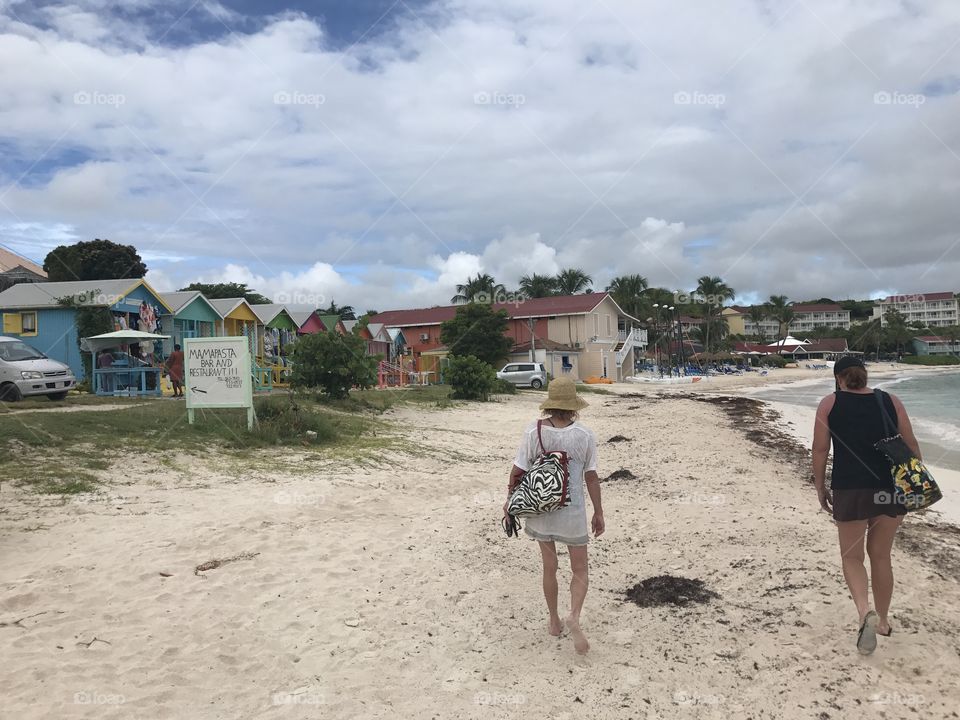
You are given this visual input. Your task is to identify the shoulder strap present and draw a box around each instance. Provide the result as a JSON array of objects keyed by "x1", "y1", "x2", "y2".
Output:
[
  {"x1": 536, "y1": 419, "x2": 546, "y2": 455},
  {"x1": 874, "y1": 389, "x2": 897, "y2": 437}
]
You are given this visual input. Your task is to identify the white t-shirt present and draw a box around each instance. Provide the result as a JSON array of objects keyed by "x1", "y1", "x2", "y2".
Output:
[{"x1": 513, "y1": 420, "x2": 598, "y2": 545}]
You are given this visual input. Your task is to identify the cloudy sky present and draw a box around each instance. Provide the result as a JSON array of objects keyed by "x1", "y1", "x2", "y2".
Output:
[{"x1": 1, "y1": 0, "x2": 959, "y2": 312}]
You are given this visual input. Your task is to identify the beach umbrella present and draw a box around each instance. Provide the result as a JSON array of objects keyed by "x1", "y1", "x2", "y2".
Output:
[{"x1": 81, "y1": 330, "x2": 170, "y2": 353}]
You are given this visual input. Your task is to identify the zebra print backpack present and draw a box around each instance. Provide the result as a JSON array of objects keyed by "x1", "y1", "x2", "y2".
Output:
[{"x1": 506, "y1": 420, "x2": 571, "y2": 524}]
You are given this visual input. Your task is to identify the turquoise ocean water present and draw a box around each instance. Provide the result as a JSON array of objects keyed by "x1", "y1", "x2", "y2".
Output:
[{"x1": 750, "y1": 369, "x2": 960, "y2": 471}]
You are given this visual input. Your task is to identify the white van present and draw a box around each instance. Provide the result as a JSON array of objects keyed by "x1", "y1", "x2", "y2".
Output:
[{"x1": 0, "y1": 336, "x2": 77, "y2": 401}]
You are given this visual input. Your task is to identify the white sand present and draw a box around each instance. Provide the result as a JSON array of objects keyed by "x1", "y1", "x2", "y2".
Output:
[{"x1": 2, "y1": 389, "x2": 960, "y2": 718}]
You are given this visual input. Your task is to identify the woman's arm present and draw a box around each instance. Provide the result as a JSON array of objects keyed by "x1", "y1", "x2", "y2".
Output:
[
  {"x1": 812, "y1": 395, "x2": 834, "y2": 513},
  {"x1": 891, "y1": 394, "x2": 922, "y2": 460},
  {"x1": 503, "y1": 465, "x2": 524, "y2": 516},
  {"x1": 586, "y1": 470, "x2": 604, "y2": 536}
]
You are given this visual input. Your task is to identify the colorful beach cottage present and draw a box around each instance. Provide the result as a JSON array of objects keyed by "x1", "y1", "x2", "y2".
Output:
[
  {"x1": 251, "y1": 304, "x2": 299, "y2": 361},
  {"x1": 159, "y1": 291, "x2": 221, "y2": 355},
  {"x1": 287, "y1": 308, "x2": 326, "y2": 335},
  {"x1": 0, "y1": 278, "x2": 170, "y2": 379},
  {"x1": 318, "y1": 314, "x2": 347, "y2": 335},
  {"x1": 208, "y1": 298, "x2": 259, "y2": 358}
]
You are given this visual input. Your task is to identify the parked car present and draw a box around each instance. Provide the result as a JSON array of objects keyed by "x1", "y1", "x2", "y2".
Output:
[
  {"x1": 0, "y1": 336, "x2": 77, "y2": 401},
  {"x1": 496, "y1": 362, "x2": 547, "y2": 389}
]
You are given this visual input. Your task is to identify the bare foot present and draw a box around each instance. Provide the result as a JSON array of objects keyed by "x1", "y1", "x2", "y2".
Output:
[
  {"x1": 548, "y1": 616, "x2": 563, "y2": 637},
  {"x1": 566, "y1": 616, "x2": 590, "y2": 655},
  {"x1": 877, "y1": 619, "x2": 892, "y2": 636}
]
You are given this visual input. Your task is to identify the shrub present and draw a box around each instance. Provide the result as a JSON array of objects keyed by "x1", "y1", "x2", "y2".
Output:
[
  {"x1": 252, "y1": 395, "x2": 337, "y2": 445},
  {"x1": 447, "y1": 355, "x2": 496, "y2": 401},
  {"x1": 492, "y1": 378, "x2": 517, "y2": 395},
  {"x1": 900, "y1": 355, "x2": 959, "y2": 366},
  {"x1": 289, "y1": 331, "x2": 379, "y2": 399},
  {"x1": 760, "y1": 354, "x2": 788, "y2": 368}
]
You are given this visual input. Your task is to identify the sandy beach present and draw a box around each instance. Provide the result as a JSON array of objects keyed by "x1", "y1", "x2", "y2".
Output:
[{"x1": 3, "y1": 377, "x2": 960, "y2": 719}]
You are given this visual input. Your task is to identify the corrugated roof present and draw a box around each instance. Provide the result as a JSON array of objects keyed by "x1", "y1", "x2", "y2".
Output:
[
  {"x1": 250, "y1": 303, "x2": 287, "y2": 324},
  {"x1": 0, "y1": 278, "x2": 145, "y2": 309},
  {"x1": 208, "y1": 298, "x2": 250, "y2": 316},
  {"x1": 161, "y1": 291, "x2": 205, "y2": 315},
  {"x1": 370, "y1": 292, "x2": 614, "y2": 328}
]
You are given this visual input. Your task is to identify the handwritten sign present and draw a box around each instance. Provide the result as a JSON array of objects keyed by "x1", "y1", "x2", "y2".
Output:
[{"x1": 184, "y1": 337, "x2": 253, "y2": 425}]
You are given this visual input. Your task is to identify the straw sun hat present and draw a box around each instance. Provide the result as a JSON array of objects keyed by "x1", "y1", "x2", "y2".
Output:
[{"x1": 539, "y1": 377, "x2": 589, "y2": 412}]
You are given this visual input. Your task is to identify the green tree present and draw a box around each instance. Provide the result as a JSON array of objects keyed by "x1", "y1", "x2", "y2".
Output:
[
  {"x1": 746, "y1": 305, "x2": 769, "y2": 343},
  {"x1": 57, "y1": 293, "x2": 115, "y2": 382},
  {"x1": 555, "y1": 268, "x2": 593, "y2": 295},
  {"x1": 324, "y1": 300, "x2": 356, "y2": 320},
  {"x1": 289, "y1": 331, "x2": 379, "y2": 399},
  {"x1": 850, "y1": 318, "x2": 882, "y2": 359},
  {"x1": 518, "y1": 273, "x2": 558, "y2": 298},
  {"x1": 451, "y1": 273, "x2": 506, "y2": 304},
  {"x1": 447, "y1": 354, "x2": 497, "y2": 401},
  {"x1": 606, "y1": 274, "x2": 648, "y2": 326},
  {"x1": 440, "y1": 303, "x2": 512, "y2": 367},
  {"x1": 44, "y1": 239, "x2": 147, "y2": 282},
  {"x1": 180, "y1": 282, "x2": 271, "y2": 305},
  {"x1": 883, "y1": 308, "x2": 913, "y2": 357},
  {"x1": 768, "y1": 295, "x2": 794, "y2": 354},
  {"x1": 695, "y1": 276, "x2": 735, "y2": 353}
]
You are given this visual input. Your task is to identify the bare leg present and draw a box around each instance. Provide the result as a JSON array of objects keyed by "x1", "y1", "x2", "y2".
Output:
[
  {"x1": 866, "y1": 515, "x2": 903, "y2": 635},
  {"x1": 837, "y1": 520, "x2": 870, "y2": 622},
  {"x1": 566, "y1": 544, "x2": 589, "y2": 654},
  {"x1": 537, "y1": 541, "x2": 562, "y2": 636}
]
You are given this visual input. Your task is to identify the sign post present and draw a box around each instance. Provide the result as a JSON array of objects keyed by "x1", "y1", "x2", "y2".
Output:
[{"x1": 184, "y1": 336, "x2": 255, "y2": 430}]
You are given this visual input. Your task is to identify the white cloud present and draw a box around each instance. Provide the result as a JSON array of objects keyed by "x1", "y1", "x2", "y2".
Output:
[{"x1": 2, "y1": 0, "x2": 960, "y2": 308}]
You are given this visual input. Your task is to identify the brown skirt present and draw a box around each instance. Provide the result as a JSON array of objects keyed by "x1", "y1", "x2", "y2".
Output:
[{"x1": 832, "y1": 488, "x2": 908, "y2": 522}]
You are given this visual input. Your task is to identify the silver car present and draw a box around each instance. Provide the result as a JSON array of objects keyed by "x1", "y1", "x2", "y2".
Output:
[
  {"x1": 0, "y1": 336, "x2": 77, "y2": 401},
  {"x1": 496, "y1": 362, "x2": 547, "y2": 389}
]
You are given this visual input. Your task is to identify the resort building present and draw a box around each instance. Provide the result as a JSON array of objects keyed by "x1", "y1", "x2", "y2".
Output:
[
  {"x1": 874, "y1": 292, "x2": 959, "y2": 328},
  {"x1": 913, "y1": 335, "x2": 960, "y2": 356},
  {"x1": 724, "y1": 303, "x2": 851, "y2": 338},
  {"x1": 370, "y1": 292, "x2": 646, "y2": 381}
]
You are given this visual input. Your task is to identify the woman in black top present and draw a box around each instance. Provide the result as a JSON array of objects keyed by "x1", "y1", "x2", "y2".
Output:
[{"x1": 812, "y1": 357, "x2": 921, "y2": 655}]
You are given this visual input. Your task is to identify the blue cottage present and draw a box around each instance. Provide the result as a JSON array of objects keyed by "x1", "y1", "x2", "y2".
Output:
[{"x1": 0, "y1": 278, "x2": 171, "y2": 379}]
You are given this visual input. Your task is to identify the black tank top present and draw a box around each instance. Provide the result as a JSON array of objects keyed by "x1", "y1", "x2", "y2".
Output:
[{"x1": 828, "y1": 390, "x2": 898, "y2": 490}]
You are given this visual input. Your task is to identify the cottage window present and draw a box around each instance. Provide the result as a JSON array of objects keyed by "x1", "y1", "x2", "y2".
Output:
[{"x1": 20, "y1": 312, "x2": 37, "y2": 335}]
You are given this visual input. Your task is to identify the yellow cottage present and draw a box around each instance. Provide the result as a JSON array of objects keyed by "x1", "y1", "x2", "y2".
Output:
[{"x1": 208, "y1": 297, "x2": 260, "y2": 359}]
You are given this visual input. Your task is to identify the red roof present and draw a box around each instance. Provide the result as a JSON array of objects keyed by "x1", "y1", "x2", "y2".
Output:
[
  {"x1": 915, "y1": 335, "x2": 952, "y2": 343},
  {"x1": 370, "y1": 293, "x2": 614, "y2": 328},
  {"x1": 882, "y1": 292, "x2": 955, "y2": 302},
  {"x1": 791, "y1": 304, "x2": 844, "y2": 313},
  {"x1": 807, "y1": 338, "x2": 848, "y2": 352}
]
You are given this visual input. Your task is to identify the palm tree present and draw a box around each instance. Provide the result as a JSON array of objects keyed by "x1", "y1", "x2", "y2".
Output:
[
  {"x1": 695, "y1": 276, "x2": 735, "y2": 353},
  {"x1": 555, "y1": 268, "x2": 593, "y2": 296},
  {"x1": 324, "y1": 300, "x2": 355, "y2": 320},
  {"x1": 746, "y1": 305, "x2": 769, "y2": 343},
  {"x1": 518, "y1": 273, "x2": 558, "y2": 299},
  {"x1": 451, "y1": 273, "x2": 506, "y2": 304},
  {"x1": 767, "y1": 295, "x2": 794, "y2": 354},
  {"x1": 606, "y1": 275, "x2": 648, "y2": 327}
]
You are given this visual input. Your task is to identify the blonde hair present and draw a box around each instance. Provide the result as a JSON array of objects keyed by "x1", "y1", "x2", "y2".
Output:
[{"x1": 544, "y1": 409, "x2": 578, "y2": 422}]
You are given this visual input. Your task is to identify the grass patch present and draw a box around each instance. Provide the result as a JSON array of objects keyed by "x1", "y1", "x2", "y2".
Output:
[
  {"x1": 900, "y1": 355, "x2": 960, "y2": 366},
  {"x1": 312, "y1": 385, "x2": 456, "y2": 413},
  {"x1": 577, "y1": 384, "x2": 614, "y2": 395},
  {"x1": 0, "y1": 393, "x2": 145, "y2": 414},
  {"x1": 0, "y1": 394, "x2": 388, "y2": 493}
]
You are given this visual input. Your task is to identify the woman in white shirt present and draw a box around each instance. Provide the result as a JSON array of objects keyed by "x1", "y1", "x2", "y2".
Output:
[{"x1": 505, "y1": 378, "x2": 604, "y2": 654}]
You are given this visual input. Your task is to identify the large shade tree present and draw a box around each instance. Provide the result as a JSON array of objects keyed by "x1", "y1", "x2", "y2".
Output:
[
  {"x1": 440, "y1": 302, "x2": 512, "y2": 367},
  {"x1": 181, "y1": 282, "x2": 270, "y2": 305},
  {"x1": 44, "y1": 239, "x2": 147, "y2": 282},
  {"x1": 767, "y1": 295, "x2": 795, "y2": 354},
  {"x1": 746, "y1": 305, "x2": 770, "y2": 343}
]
